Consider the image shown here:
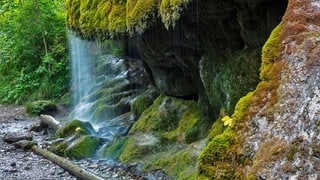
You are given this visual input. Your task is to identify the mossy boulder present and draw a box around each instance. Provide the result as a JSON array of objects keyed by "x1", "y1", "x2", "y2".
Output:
[
  {"x1": 65, "y1": 135, "x2": 101, "y2": 159},
  {"x1": 50, "y1": 135, "x2": 101, "y2": 159},
  {"x1": 55, "y1": 119, "x2": 96, "y2": 138},
  {"x1": 99, "y1": 136, "x2": 128, "y2": 159},
  {"x1": 50, "y1": 120, "x2": 101, "y2": 159},
  {"x1": 102, "y1": 94, "x2": 211, "y2": 179},
  {"x1": 25, "y1": 100, "x2": 57, "y2": 116},
  {"x1": 131, "y1": 87, "x2": 159, "y2": 117},
  {"x1": 152, "y1": 139, "x2": 207, "y2": 179}
]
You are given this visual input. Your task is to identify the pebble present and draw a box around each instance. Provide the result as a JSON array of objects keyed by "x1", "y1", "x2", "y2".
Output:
[
  {"x1": 10, "y1": 162, "x2": 16, "y2": 167},
  {"x1": 24, "y1": 166, "x2": 31, "y2": 170}
]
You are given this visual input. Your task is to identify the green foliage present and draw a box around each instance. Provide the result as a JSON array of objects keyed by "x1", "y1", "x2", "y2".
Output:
[
  {"x1": 25, "y1": 100, "x2": 57, "y2": 116},
  {"x1": 0, "y1": 0, "x2": 69, "y2": 104}
]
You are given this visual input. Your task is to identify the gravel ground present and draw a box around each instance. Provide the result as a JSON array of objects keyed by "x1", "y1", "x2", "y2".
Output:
[
  {"x1": 0, "y1": 105, "x2": 172, "y2": 180},
  {"x1": 0, "y1": 105, "x2": 76, "y2": 179}
]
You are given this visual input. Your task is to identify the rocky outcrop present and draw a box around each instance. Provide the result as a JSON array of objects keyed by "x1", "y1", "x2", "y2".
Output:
[
  {"x1": 62, "y1": 0, "x2": 320, "y2": 179},
  {"x1": 66, "y1": 0, "x2": 287, "y2": 115},
  {"x1": 199, "y1": 0, "x2": 320, "y2": 179}
]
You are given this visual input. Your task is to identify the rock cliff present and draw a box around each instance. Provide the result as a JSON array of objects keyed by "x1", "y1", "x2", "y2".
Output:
[{"x1": 65, "y1": 0, "x2": 320, "y2": 179}]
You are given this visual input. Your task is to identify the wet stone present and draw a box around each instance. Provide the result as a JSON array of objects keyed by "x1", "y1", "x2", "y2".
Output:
[
  {"x1": 10, "y1": 162, "x2": 16, "y2": 167},
  {"x1": 4, "y1": 132, "x2": 33, "y2": 144}
]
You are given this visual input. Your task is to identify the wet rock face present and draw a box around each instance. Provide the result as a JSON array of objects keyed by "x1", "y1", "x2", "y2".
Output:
[
  {"x1": 139, "y1": 23, "x2": 201, "y2": 97},
  {"x1": 138, "y1": 0, "x2": 287, "y2": 110}
]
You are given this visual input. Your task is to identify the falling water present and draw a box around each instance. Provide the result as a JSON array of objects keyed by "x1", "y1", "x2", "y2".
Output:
[
  {"x1": 69, "y1": 35, "x2": 102, "y2": 121},
  {"x1": 68, "y1": 33, "x2": 129, "y2": 139}
]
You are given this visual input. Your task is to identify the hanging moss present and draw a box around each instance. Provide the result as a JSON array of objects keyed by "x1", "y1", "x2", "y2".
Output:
[
  {"x1": 66, "y1": 0, "x2": 192, "y2": 38},
  {"x1": 159, "y1": 0, "x2": 191, "y2": 28}
]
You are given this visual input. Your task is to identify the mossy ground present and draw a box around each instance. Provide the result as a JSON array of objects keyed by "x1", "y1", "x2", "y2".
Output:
[{"x1": 25, "y1": 100, "x2": 57, "y2": 116}]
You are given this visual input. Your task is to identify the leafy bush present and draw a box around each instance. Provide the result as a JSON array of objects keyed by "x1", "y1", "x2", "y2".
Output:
[
  {"x1": 0, "y1": 0, "x2": 69, "y2": 104},
  {"x1": 25, "y1": 100, "x2": 57, "y2": 116}
]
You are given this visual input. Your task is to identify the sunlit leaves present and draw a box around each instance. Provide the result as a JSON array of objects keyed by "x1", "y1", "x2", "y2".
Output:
[{"x1": 0, "y1": 0, "x2": 69, "y2": 104}]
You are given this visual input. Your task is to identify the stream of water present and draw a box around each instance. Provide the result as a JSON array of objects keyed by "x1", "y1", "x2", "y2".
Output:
[{"x1": 68, "y1": 34, "x2": 129, "y2": 140}]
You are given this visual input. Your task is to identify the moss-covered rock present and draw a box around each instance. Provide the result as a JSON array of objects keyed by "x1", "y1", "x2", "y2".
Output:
[
  {"x1": 50, "y1": 120, "x2": 102, "y2": 159},
  {"x1": 55, "y1": 119, "x2": 96, "y2": 138},
  {"x1": 50, "y1": 135, "x2": 101, "y2": 159},
  {"x1": 198, "y1": 23, "x2": 283, "y2": 179},
  {"x1": 199, "y1": 49, "x2": 261, "y2": 115},
  {"x1": 25, "y1": 100, "x2": 57, "y2": 116},
  {"x1": 66, "y1": 0, "x2": 192, "y2": 38},
  {"x1": 131, "y1": 87, "x2": 159, "y2": 117},
  {"x1": 65, "y1": 135, "x2": 101, "y2": 159},
  {"x1": 99, "y1": 136, "x2": 128, "y2": 159},
  {"x1": 105, "y1": 94, "x2": 212, "y2": 179}
]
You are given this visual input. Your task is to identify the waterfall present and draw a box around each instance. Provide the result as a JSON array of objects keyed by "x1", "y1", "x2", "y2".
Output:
[{"x1": 68, "y1": 33, "x2": 130, "y2": 140}]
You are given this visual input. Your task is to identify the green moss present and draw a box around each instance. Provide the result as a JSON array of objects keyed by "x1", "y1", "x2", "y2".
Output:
[
  {"x1": 131, "y1": 88, "x2": 158, "y2": 117},
  {"x1": 198, "y1": 91, "x2": 253, "y2": 179},
  {"x1": 99, "y1": 137, "x2": 128, "y2": 159},
  {"x1": 25, "y1": 100, "x2": 57, "y2": 116},
  {"x1": 55, "y1": 120, "x2": 95, "y2": 138},
  {"x1": 207, "y1": 118, "x2": 224, "y2": 140},
  {"x1": 153, "y1": 150, "x2": 197, "y2": 179},
  {"x1": 66, "y1": 0, "x2": 191, "y2": 38},
  {"x1": 126, "y1": 0, "x2": 157, "y2": 32},
  {"x1": 65, "y1": 135, "x2": 101, "y2": 159},
  {"x1": 198, "y1": 128, "x2": 237, "y2": 179},
  {"x1": 50, "y1": 139, "x2": 69, "y2": 156},
  {"x1": 159, "y1": 0, "x2": 190, "y2": 29},
  {"x1": 260, "y1": 24, "x2": 282, "y2": 81},
  {"x1": 201, "y1": 49, "x2": 261, "y2": 115},
  {"x1": 198, "y1": 24, "x2": 283, "y2": 179},
  {"x1": 119, "y1": 94, "x2": 206, "y2": 168},
  {"x1": 119, "y1": 136, "x2": 159, "y2": 163}
]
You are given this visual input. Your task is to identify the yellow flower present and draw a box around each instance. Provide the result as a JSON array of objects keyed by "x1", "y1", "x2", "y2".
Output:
[{"x1": 222, "y1": 116, "x2": 233, "y2": 126}]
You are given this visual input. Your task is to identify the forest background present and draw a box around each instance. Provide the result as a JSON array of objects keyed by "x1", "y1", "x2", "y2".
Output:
[{"x1": 0, "y1": 0, "x2": 69, "y2": 104}]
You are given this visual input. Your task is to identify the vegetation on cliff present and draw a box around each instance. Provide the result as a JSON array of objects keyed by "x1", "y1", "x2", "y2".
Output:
[
  {"x1": 66, "y1": 0, "x2": 191, "y2": 38},
  {"x1": 198, "y1": 23, "x2": 283, "y2": 179}
]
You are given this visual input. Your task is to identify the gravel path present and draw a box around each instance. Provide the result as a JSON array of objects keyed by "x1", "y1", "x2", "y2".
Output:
[
  {"x1": 0, "y1": 105, "x2": 76, "y2": 179},
  {"x1": 0, "y1": 105, "x2": 172, "y2": 180}
]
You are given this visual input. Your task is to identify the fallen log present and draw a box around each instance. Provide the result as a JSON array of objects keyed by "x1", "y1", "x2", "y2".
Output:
[
  {"x1": 14, "y1": 140, "x2": 105, "y2": 180},
  {"x1": 40, "y1": 114, "x2": 61, "y2": 131}
]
